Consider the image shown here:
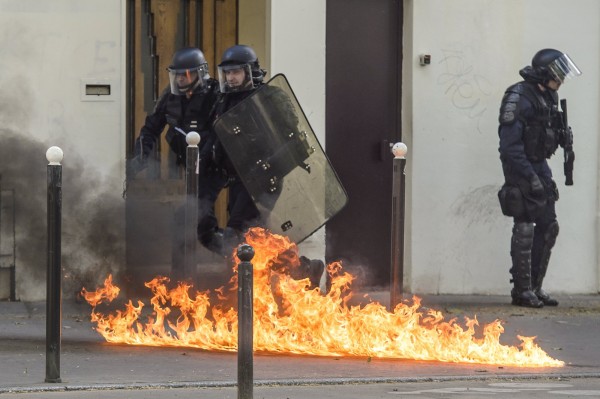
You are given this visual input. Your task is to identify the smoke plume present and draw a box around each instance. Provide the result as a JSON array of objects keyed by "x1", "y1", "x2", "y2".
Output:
[{"x1": 0, "y1": 132, "x2": 124, "y2": 301}]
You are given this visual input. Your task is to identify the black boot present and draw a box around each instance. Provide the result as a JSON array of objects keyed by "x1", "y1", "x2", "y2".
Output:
[
  {"x1": 511, "y1": 288, "x2": 544, "y2": 308},
  {"x1": 534, "y1": 287, "x2": 559, "y2": 306},
  {"x1": 297, "y1": 256, "x2": 330, "y2": 292},
  {"x1": 531, "y1": 220, "x2": 559, "y2": 306},
  {"x1": 510, "y1": 222, "x2": 543, "y2": 308},
  {"x1": 201, "y1": 229, "x2": 224, "y2": 256},
  {"x1": 222, "y1": 227, "x2": 243, "y2": 257}
]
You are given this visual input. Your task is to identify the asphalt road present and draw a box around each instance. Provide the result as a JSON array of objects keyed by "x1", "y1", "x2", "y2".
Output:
[{"x1": 1, "y1": 293, "x2": 599, "y2": 398}]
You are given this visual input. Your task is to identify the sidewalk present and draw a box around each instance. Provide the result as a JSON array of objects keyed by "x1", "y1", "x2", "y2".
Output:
[{"x1": 1, "y1": 293, "x2": 599, "y2": 394}]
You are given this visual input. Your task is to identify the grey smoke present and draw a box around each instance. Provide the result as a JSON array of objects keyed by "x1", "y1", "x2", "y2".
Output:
[
  {"x1": 0, "y1": 16, "x2": 126, "y2": 301},
  {"x1": 0, "y1": 131, "x2": 124, "y2": 301}
]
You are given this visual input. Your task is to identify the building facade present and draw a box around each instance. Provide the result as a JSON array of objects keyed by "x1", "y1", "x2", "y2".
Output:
[{"x1": 0, "y1": 0, "x2": 598, "y2": 300}]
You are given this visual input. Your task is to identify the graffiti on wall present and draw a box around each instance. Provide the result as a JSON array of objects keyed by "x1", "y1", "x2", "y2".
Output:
[{"x1": 437, "y1": 48, "x2": 492, "y2": 133}]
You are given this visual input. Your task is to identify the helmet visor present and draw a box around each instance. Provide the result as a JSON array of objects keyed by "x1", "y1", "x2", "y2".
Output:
[
  {"x1": 547, "y1": 54, "x2": 582, "y2": 83},
  {"x1": 217, "y1": 64, "x2": 254, "y2": 93},
  {"x1": 167, "y1": 64, "x2": 208, "y2": 95}
]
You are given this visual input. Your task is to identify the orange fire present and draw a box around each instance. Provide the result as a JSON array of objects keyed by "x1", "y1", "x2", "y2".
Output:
[{"x1": 81, "y1": 227, "x2": 563, "y2": 367}]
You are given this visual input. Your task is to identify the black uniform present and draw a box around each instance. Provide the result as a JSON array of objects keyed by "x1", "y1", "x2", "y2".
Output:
[
  {"x1": 134, "y1": 80, "x2": 219, "y2": 167},
  {"x1": 196, "y1": 90, "x2": 261, "y2": 254},
  {"x1": 498, "y1": 48, "x2": 581, "y2": 308},
  {"x1": 497, "y1": 70, "x2": 563, "y2": 308},
  {"x1": 130, "y1": 79, "x2": 219, "y2": 280}
]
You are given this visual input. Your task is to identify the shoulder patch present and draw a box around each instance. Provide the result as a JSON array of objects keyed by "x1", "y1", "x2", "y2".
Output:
[{"x1": 498, "y1": 84, "x2": 523, "y2": 125}]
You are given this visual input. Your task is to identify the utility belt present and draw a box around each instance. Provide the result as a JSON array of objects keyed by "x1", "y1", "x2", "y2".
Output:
[{"x1": 498, "y1": 176, "x2": 558, "y2": 221}]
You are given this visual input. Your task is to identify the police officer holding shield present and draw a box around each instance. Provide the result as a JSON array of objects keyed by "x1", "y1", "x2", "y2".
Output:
[
  {"x1": 196, "y1": 44, "x2": 268, "y2": 256},
  {"x1": 197, "y1": 44, "x2": 346, "y2": 291},
  {"x1": 497, "y1": 49, "x2": 581, "y2": 308}
]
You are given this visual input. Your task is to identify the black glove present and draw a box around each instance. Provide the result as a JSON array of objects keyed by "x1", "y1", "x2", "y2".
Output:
[
  {"x1": 126, "y1": 155, "x2": 147, "y2": 178},
  {"x1": 530, "y1": 174, "x2": 544, "y2": 197}
]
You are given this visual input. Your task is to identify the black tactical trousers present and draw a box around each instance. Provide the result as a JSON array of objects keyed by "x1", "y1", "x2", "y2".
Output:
[{"x1": 226, "y1": 178, "x2": 260, "y2": 231}]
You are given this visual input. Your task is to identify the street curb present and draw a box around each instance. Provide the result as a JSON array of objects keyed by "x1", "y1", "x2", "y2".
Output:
[{"x1": 3, "y1": 372, "x2": 600, "y2": 394}]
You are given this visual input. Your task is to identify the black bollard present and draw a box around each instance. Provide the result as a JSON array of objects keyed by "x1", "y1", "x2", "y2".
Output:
[
  {"x1": 390, "y1": 143, "x2": 407, "y2": 311},
  {"x1": 183, "y1": 132, "x2": 200, "y2": 279},
  {"x1": 45, "y1": 146, "x2": 63, "y2": 383},
  {"x1": 237, "y1": 244, "x2": 255, "y2": 399}
]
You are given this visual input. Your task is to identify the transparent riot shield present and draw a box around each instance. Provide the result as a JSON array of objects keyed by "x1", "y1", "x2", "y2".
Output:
[{"x1": 212, "y1": 74, "x2": 348, "y2": 243}]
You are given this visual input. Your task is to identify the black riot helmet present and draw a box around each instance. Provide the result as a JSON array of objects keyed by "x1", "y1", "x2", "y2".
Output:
[
  {"x1": 167, "y1": 47, "x2": 210, "y2": 95},
  {"x1": 217, "y1": 45, "x2": 267, "y2": 93},
  {"x1": 529, "y1": 48, "x2": 581, "y2": 85}
]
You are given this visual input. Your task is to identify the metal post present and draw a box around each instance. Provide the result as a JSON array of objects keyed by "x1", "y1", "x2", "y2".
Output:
[
  {"x1": 0, "y1": 175, "x2": 2, "y2": 269},
  {"x1": 10, "y1": 188, "x2": 15, "y2": 302},
  {"x1": 237, "y1": 244, "x2": 254, "y2": 399},
  {"x1": 45, "y1": 146, "x2": 63, "y2": 383},
  {"x1": 390, "y1": 142, "x2": 408, "y2": 311},
  {"x1": 184, "y1": 132, "x2": 200, "y2": 278}
]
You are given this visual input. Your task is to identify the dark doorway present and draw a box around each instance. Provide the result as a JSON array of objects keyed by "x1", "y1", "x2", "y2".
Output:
[{"x1": 325, "y1": 0, "x2": 403, "y2": 286}]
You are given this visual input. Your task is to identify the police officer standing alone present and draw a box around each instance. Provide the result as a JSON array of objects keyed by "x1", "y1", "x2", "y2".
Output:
[{"x1": 497, "y1": 49, "x2": 581, "y2": 308}]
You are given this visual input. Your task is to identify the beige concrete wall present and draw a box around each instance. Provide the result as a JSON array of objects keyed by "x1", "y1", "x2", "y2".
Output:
[{"x1": 0, "y1": 0, "x2": 126, "y2": 301}]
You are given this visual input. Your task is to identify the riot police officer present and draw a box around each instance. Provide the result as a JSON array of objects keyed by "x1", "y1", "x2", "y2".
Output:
[
  {"x1": 198, "y1": 45, "x2": 329, "y2": 291},
  {"x1": 497, "y1": 48, "x2": 581, "y2": 307},
  {"x1": 127, "y1": 47, "x2": 218, "y2": 281},
  {"x1": 129, "y1": 47, "x2": 219, "y2": 174},
  {"x1": 196, "y1": 44, "x2": 268, "y2": 256}
]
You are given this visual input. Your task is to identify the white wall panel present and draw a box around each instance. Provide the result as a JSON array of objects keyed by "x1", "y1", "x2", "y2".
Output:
[
  {"x1": 0, "y1": 0, "x2": 126, "y2": 300},
  {"x1": 404, "y1": 0, "x2": 599, "y2": 294}
]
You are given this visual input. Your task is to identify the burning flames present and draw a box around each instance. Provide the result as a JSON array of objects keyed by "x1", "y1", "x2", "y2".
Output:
[{"x1": 82, "y1": 227, "x2": 563, "y2": 367}]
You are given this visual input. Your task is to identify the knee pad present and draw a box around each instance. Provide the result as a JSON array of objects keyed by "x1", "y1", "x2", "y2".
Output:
[{"x1": 512, "y1": 222, "x2": 534, "y2": 251}]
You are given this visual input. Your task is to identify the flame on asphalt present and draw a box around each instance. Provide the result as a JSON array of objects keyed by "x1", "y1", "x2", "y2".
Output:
[{"x1": 81, "y1": 227, "x2": 563, "y2": 367}]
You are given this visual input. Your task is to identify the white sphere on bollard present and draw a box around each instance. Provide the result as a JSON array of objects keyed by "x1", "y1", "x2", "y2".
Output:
[
  {"x1": 186, "y1": 131, "x2": 201, "y2": 147},
  {"x1": 46, "y1": 146, "x2": 64, "y2": 165},
  {"x1": 391, "y1": 142, "x2": 408, "y2": 158}
]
